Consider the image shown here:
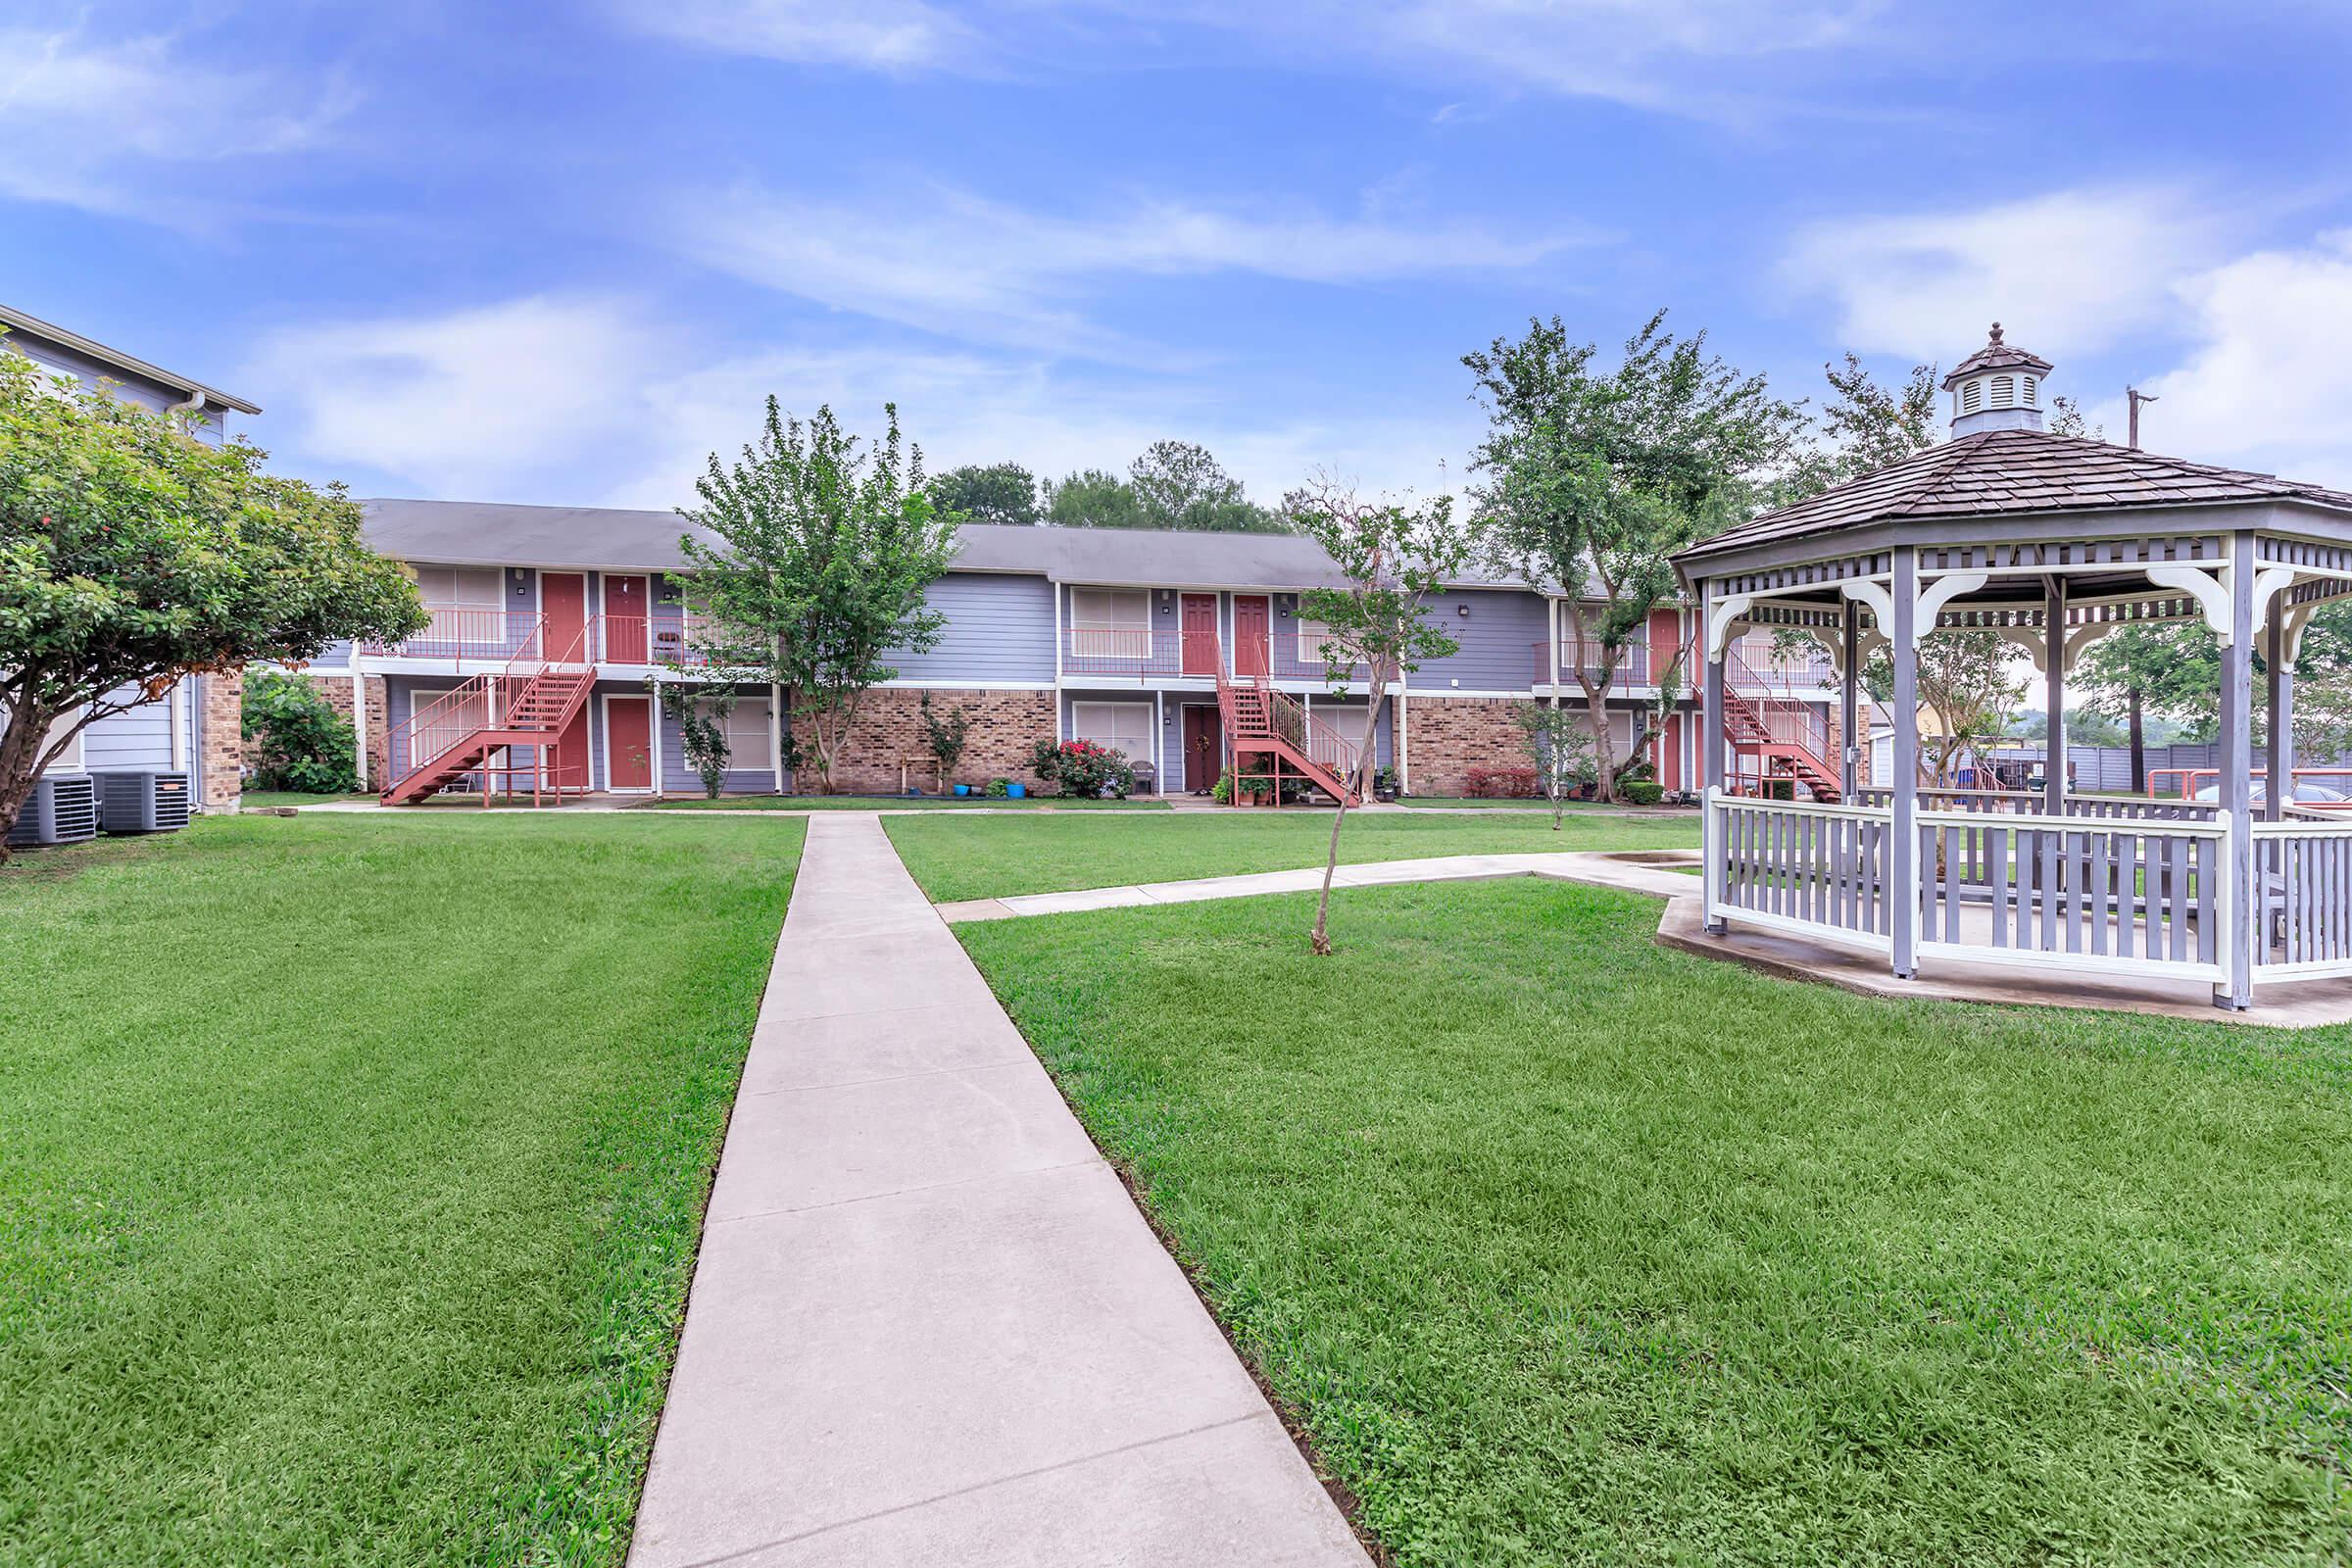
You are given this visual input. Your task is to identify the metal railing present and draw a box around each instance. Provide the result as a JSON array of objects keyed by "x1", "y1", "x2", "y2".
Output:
[
  {"x1": 364, "y1": 605, "x2": 528, "y2": 660},
  {"x1": 1062, "y1": 626, "x2": 1225, "y2": 680},
  {"x1": 383, "y1": 613, "x2": 557, "y2": 782}
]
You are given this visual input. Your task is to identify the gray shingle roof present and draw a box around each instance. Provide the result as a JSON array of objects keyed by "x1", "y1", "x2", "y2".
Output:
[
  {"x1": 358, "y1": 499, "x2": 1529, "y2": 590},
  {"x1": 1938, "y1": 323, "x2": 2051, "y2": 390},
  {"x1": 1680, "y1": 429, "x2": 2352, "y2": 564}
]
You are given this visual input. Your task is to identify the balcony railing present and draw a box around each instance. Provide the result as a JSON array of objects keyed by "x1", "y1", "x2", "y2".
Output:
[
  {"x1": 368, "y1": 605, "x2": 755, "y2": 666},
  {"x1": 1063, "y1": 624, "x2": 1224, "y2": 680}
]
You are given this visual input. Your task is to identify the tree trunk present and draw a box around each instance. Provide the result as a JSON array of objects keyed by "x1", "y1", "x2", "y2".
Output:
[
  {"x1": 2128, "y1": 688, "x2": 2146, "y2": 796},
  {"x1": 1310, "y1": 683, "x2": 1388, "y2": 956},
  {"x1": 1583, "y1": 679, "x2": 1616, "y2": 805},
  {"x1": 0, "y1": 704, "x2": 62, "y2": 866}
]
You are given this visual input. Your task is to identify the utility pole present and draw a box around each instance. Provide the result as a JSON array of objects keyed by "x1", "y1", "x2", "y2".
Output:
[{"x1": 2128, "y1": 387, "x2": 2158, "y2": 449}]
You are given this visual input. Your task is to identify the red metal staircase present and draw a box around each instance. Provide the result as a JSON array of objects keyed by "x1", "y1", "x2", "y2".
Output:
[
  {"x1": 380, "y1": 617, "x2": 598, "y2": 806},
  {"x1": 1719, "y1": 641, "x2": 1842, "y2": 802},
  {"x1": 1217, "y1": 674, "x2": 1362, "y2": 805}
]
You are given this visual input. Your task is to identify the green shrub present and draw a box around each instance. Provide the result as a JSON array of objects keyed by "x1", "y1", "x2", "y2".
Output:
[
  {"x1": 1027, "y1": 739, "x2": 1136, "y2": 799},
  {"x1": 1210, "y1": 767, "x2": 1234, "y2": 805},
  {"x1": 242, "y1": 670, "x2": 360, "y2": 794},
  {"x1": 984, "y1": 778, "x2": 1010, "y2": 799},
  {"x1": 1621, "y1": 780, "x2": 1664, "y2": 807}
]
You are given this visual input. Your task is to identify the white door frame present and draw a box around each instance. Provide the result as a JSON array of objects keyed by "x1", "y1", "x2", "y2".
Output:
[{"x1": 601, "y1": 691, "x2": 657, "y2": 793}]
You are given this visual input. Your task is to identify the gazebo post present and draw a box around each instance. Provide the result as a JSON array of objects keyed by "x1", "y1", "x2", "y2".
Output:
[
  {"x1": 1890, "y1": 546, "x2": 1920, "y2": 980},
  {"x1": 2266, "y1": 609, "x2": 2294, "y2": 823},
  {"x1": 2217, "y1": 530, "x2": 2258, "y2": 1009},
  {"x1": 2043, "y1": 575, "x2": 2067, "y2": 815},
  {"x1": 1838, "y1": 599, "x2": 1860, "y2": 799},
  {"x1": 1701, "y1": 576, "x2": 1728, "y2": 936}
]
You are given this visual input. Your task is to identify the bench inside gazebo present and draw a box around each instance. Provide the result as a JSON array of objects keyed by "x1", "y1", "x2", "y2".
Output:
[{"x1": 1675, "y1": 325, "x2": 2352, "y2": 1014}]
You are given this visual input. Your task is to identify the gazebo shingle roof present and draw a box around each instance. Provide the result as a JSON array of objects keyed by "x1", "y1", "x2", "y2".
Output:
[{"x1": 1682, "y1": 429, "x2": 2352, "y2": 563}]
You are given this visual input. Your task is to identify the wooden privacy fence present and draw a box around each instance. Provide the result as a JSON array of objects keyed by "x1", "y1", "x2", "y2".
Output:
[{"x1": 1708, "y1": 791, "x2": 2233, "y2": 982}]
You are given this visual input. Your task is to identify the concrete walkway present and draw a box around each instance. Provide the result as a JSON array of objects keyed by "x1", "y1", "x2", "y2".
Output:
[
  {"x1": 937, "y1": 850, "x2": 1700, "y2": 923},
  {"x1": 628, "y1": 812, "x2": 1368, "y2": 1568}
]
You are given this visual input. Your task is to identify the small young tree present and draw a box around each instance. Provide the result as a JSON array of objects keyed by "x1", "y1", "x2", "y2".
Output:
[
  {"x1": 651, "y1": 681, "x2": 734, "y2": 799},
  {"x1": 2075, "y1": 624, "x2": 2221, "y2": 793},
  {"x1": 1289, "y1": 478, "x2": 1472, "y2": 955},
  {"x1": 1515, "y1": 702, "x2": 1595, "y2": 830},
  {"x1": 675, "y1": 400, "x2": 959, "y2": 794},
  {"x1": 1860, "y1": 629, "x2": 2027, "y2": 786},
  {"x1": 919, "y1": 691, "x2": 971, "y2": 789},
  {"x1": 0, "y1": 349, "x2": 422, "y2": 858}
]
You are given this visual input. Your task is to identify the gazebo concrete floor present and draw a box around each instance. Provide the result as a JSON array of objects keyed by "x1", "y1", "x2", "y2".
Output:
[{"x1": 1656, "y1": 899, "x2": 2352, "y2": 1027}]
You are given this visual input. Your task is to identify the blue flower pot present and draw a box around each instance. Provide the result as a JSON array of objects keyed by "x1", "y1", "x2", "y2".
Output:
[
  {"x1": 1006, "y1": 782, "x2": 1027, "y2": 799},
  {"x1": 954, "y1": 783, "x2": 970, "y2": 797}
]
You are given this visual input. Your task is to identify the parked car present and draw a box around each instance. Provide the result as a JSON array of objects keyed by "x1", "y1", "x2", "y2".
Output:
[{"x1": 2192, "y1": 779, "x2": 2352, "y2": 805}]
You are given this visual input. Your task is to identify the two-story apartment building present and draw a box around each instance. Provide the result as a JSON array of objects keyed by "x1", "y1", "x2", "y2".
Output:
[
  {"x1": 3, "y1": 305, "x2": 262, "y2": 815},
  {"x1": 334, "y1": 497, "x2": 1845, "y2": 801}
]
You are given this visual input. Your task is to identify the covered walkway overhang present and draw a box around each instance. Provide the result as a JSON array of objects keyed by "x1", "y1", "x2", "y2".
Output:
[{"x1": 1674, "y1": 431, "x2": 2352, "y2": 1013}]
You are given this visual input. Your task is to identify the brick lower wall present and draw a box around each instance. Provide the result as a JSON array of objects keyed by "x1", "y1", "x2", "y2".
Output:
[
  {"x1": 199, "y1": 671, "x2": 243, "y2": 811},
  {"x1": 316, "y1": 673, "x2": 390, "y2": 790},
  {"x1": 1402, "y1": 696, "x2": 1527, "y2": 797},
  {"x1": 808, "y1": 687, "x2": 1055, "y2": 794}
]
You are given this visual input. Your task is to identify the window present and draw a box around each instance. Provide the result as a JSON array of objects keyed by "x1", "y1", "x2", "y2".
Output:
[
  {"x1": 1296, "y1": 614, "x2": 1339, "y2": 666},
  {"x1": 412, "y1": 564, "x2": 504, "y2": 646},
  {"x1": 1069, "y1": 588, "x2": 1152, "y2": 658},
  {"x1": 700, "y1": 697, "x2": 773, "y2": 773},
  {"x1": 1069, "y1": 702, "x2": 1152, "y2": 763}
]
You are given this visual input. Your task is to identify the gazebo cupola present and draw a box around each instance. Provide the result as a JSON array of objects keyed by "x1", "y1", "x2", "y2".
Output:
[{"x1": 1942, "y1": 322, "x2": 2053, "y2": 436}]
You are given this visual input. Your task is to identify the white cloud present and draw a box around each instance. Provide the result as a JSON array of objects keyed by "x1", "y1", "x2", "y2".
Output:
[
  {"x1": 244, "y1": 292, "x2": 1466, "y2": 510},
  {"x1": 676, "y1": 182, "x2": 1591, "y2": 353},
  {"x1": 607, "y1": 0, "x2": 985, "y2": 73},
  {"x1": 1780, "y1": 185, "x2": 2227, "y2": 364},
  {"x1": 247, "y1": 296, "x2": 668, "y2": 498},
  {"x1": 2118, "y1": 232, "x2": 2352, "y2": 486},
  {"x1": 0, "y1": 25, "x2": 350, "y2": 220}
]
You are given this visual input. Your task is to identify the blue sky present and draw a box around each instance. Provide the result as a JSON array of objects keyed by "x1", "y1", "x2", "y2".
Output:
[{"x1": 6, "y1": 2, "x2": 2351, "y2": 512}]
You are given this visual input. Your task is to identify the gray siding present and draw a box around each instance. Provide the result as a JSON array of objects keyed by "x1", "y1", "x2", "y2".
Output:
[
  {"x1": 73, "y1": 684, "x2": 187, "y2": 772},
  {"x1": 8, "y1": 338, "x2": 227, "y2": 443},
  {"x1": 885, "y1": 572, "x2": 1054, "y2": 684},
  {"x1": 1405, "y1": 589, "x2": 1546, "y2": 695}
]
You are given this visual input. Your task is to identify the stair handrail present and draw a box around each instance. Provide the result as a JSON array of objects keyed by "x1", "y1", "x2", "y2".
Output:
[{"x1": 381, "y1": 615, "x2": 555, "y2": 795}]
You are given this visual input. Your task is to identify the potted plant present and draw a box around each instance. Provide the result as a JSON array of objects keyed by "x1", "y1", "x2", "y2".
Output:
[
  {"x1": 1372, "y1": 765, "x2": 1399, "y2": 803},
  {"x1": 984, "y1": 778, "x2": 1010, "y2": 799}
]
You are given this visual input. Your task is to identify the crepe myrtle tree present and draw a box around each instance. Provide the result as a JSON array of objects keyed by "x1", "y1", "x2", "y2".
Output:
[
  {"x1": 0, "y1": 349, "x2": 423, "y2": 858},
  {"x1": 1468, "y1": 311, "x2": 1799, "y2": 803},
  {"x1": 1289, "y1": 476, "x2": 1471, "y2": 956},
  {"x1": 674, "y1": 399, "x2": 959, "y2": 794},
  {"x1": 650, "y1": 679, "x2": 735, "y2": 799}
]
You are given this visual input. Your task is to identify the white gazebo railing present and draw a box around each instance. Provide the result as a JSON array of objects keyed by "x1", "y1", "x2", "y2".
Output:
[
  {"x1": 1707, "y1": 790, "x2": 2235, "y2": 984},
  {"x1": 2253, "y1": 816, "x2": 2352, "y2": 979}
]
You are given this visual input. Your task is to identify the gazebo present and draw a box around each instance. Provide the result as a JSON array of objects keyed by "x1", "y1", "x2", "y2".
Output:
[{"x1": 1674, "y1": 325, "x2": 2352, "y2": 1013}]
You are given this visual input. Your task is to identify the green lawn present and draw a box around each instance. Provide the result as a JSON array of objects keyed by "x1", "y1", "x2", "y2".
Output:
[
  {"x1": 647, "y1": 793, "x2": 1169, "y2": 811},
  {"x1": 1398, "y1": 796, "x2": 1684, "y2": 811},
  {"x1": 241, "y1": 789, "x2": 375, "y2": 808},
  {"x1": 885, "y1": 808, "x2": 1701, "y2": 903},
  {"x1": 0, "y1": 812, "x2": 802, "y2": 1565},
  {"x1": 956, "y1": 880, "x2": 2352, "y2": 1566}
]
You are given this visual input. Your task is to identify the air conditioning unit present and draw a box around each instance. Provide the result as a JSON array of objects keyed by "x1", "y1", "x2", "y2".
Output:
[
  {"x1": 7, "y1": 774, "x2": 98, "y2": 849},
  {"x1": 91, "y1": 769, "x2": 192, "y2": 834}
]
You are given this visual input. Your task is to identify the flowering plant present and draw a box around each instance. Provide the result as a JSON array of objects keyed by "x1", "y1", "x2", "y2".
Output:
[{"x1": 1028, "y1": 738, "x2": 1137, "y2": 799}]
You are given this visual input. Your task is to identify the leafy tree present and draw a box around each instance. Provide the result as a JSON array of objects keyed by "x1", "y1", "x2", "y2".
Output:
[
  {"x1": 0, "y1": 350, "x2": 422, "y2": 857},
  {"x1": 1771, "y1": 354, "x2": 1937, "y2": 505},
  {"x1": 1469, "y1": 311, "x2": 1800, "y2": 802},
  {"x1": 1860, "y1": 629, "x2": 2026, "y2": 786},
  {"x1": 1044, "y1": 443, "x2": 1287, "y2": 532},
  {"x1": 933, "y1": 462, "x2": 1040, "y2": 526},
  {"x1": 2063, "y1": 707, "x2": 2127, "y2": 748},
  {"x1": 1288, "y1": 478, "x2": 1471, "y2": 954},
  {"x1": 650, "y1": 680, "x2": 733, "y2": 799},
  {"x1": 674, "y1": 400, "x2": 959, "y2": 794},
  {"x1": 2075, "y1": 626, "x2": 2220, "y2": 792},
  {"x1": 242, "y1": 670, "x2": 361, "y2": 794},
  {"x1": 1043, "y1": 468, "x2": 1146, "y2": 530},
  {"x1": 919, "y1": 691, "x2": 971, "y2": 787},
  {"x1": 1128, "y1": 440, "x2": 1287, "y2": 532}
]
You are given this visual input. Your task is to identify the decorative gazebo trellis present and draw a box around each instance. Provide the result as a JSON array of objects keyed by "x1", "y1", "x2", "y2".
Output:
[{"x1": 1674, "y1": 326, "x2": 2352, "y2": 1012}]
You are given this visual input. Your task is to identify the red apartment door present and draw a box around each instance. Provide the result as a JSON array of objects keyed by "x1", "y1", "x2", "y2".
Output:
[
  {"x1": 542, "y1": 572, "x2": 588, "y2": 660},
  {"x1": 1180, "y1": 593, "x2": 1219, "y2": 675},
  {"x1": 606, "y1": 696, "x2": 653, "y2": 790},
  {"x1": 606, "y1": 575, "x2": 649, "y2": 662},
  {"x1": 1182, "y1": 705, "x2": 1223, "y2": 791},
  {"x1": 1233, "y1": 595, "x2": 1271, "y2": 677}
]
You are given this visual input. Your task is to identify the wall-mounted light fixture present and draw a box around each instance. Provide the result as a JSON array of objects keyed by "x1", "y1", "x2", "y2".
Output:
[{"x1": 1456, "y1": 603, "x2": 1471, "y2": 617}]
